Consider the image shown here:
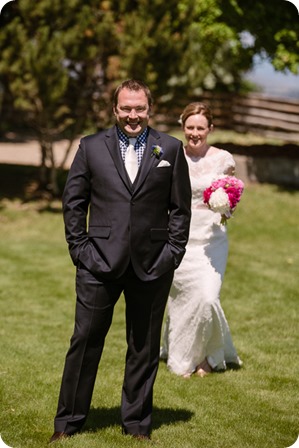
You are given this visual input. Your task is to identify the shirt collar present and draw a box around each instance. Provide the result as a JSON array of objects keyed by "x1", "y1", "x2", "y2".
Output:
[{"x1": 116, "y1": 126, "x2": 148, "y2": 145}]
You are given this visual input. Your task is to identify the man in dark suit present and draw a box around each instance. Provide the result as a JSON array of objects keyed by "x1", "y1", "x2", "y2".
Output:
[{"x1": 50, "y1": 79, "x2": 191, "y2": 443}]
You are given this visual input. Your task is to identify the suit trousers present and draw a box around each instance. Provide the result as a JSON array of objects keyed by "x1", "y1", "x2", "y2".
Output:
[{"x1": 53, "y1": 261, "x2": 174, "y2": 436}]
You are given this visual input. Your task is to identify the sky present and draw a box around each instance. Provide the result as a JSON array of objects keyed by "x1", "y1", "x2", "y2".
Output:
[{"x1": 245, "y1": 56, "x2": 299, "y2": 99}]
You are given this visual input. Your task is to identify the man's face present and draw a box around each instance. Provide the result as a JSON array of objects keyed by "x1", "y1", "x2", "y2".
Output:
[{"x1": 113, "y1": 87, "x2": 150, "y2": 137}]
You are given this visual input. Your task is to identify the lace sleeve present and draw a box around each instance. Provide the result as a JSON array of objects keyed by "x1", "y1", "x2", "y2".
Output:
[{"x1": 221, "y1": 151, "x2": 236, "y2": 175}]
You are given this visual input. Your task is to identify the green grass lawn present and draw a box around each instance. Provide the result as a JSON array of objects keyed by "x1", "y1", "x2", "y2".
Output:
[{"x1": 0, "y1": 183, "x2": 298, "y2": 448}]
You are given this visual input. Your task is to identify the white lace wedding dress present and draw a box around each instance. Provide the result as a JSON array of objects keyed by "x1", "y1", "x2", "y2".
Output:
[{"x1": 161, "y1": 149, "x2": 242, "y2": 376}]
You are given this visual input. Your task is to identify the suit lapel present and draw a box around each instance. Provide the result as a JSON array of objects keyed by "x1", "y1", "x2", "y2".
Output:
[
  {"x1": 104, "y1": 126, "x2": 133, "y2": 190},
  {"x1": 133, "y1": 128, "x2": 161, "y2": 194}
]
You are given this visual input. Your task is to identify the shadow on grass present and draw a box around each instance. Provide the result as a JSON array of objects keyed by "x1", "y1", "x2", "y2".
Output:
[
  {"x1": 275, "y1": 184, "x2": 299, "y2": 194},
  {"x1": 0, "y1": 164, "x2": 39, "y2": 200},
  {"x1": 85, "y1": 406, "x2": 193, "y2": 432},
  {"x1": 0, "y1": 163, "x2": 68, "y2": 204}
]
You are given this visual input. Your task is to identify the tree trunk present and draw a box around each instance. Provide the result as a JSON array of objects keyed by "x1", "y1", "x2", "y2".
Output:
[{"x1": 38, "y1": 139, "x2": 59, "y2": 196}]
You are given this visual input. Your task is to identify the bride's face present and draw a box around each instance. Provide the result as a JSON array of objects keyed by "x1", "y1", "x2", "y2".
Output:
[{"x1": 183, "y1": 113, "x2": 212, "y2": 150}]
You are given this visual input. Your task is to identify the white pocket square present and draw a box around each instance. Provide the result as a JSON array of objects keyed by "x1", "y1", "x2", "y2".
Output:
[{"x1": 157, "y1": 160, "x2": 171, "y2": 167}]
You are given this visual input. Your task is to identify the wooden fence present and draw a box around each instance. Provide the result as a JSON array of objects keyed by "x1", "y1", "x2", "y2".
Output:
[{"x1": 154, "y1": 92, "x2": 299, "y2": 144}]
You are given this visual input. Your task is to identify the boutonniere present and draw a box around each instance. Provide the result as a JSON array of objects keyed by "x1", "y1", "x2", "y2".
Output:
[{"x1": 151, "y1": 145, "x2": 164, "y2": 159}]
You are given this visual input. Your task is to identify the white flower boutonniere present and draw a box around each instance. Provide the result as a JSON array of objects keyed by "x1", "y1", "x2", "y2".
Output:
[{"x1": 151, "y1": 145, "x2": 164, "y2": 158}]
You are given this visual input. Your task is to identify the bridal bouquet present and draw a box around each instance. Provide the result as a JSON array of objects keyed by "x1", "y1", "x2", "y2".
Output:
[{"x1": 203, "y1": 176, "x2": 244, "y2": 225}]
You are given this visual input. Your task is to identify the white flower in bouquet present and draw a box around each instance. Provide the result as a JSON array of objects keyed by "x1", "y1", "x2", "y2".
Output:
[
  {"x1": 203, "y1": 175, "x2": 244, "y2": 225},
  {"x1": 208, "y1": 188, "x2": 231, "y2": 215}
]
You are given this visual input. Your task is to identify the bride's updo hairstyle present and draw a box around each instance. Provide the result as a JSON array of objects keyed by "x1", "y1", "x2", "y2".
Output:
[{"x1": 179, "y1": 102, "x2": 213, "y2": 128}]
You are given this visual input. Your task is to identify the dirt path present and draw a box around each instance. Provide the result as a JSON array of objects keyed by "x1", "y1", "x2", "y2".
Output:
[
  {"x1": 0, "y1": 137, "x2": 252, "y2": 184},
  {"x1": 0, "y1": 139, "x2": 80, "y2": 168}
]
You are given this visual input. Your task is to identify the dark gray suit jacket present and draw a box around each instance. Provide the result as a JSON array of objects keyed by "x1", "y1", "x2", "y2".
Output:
[{"x1": 62, "y1": 125, "x2": 191, "y2": 281}]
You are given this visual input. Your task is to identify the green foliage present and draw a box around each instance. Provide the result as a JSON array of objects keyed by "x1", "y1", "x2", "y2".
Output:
[
  {"x1": 1, "y1": 0, "x2": 298, "y2": 132},
  {"x1": 112, "y1": 0, "x2": 249, "y2": 98},
  {"x1": 0, "y1": 0, "x2": 119, "y2": 192},
  {"x1": 220, "y1": 0, "x2": 299, "y2": 74},
  {"x1": 0, "y1": 0, "x2": 118, "y2": 137},
  {"x1": 0, "y1": 182, "x2": 298, "y2": 447},
  {"x1": 0, "y1": 0, "x2": 298, "y2": 193}
]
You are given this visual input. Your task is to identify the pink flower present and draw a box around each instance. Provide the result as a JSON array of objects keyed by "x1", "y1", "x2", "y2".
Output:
[{"x1": 203, "y1": 176, "x2": 244, "y2": 225}]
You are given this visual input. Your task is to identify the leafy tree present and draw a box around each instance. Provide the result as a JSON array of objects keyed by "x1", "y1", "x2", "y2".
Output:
[
  {"x1": 0, "y1": 0, "x2": 118, "y2": 194},
  {"x1": 111, "y1": 0, "x2": 250, "y2": 98},
  {"x1": 111, "y1": 0, "x2": 299, "y2": 99},
  {"x1": 219, "y1": 0, "x2": 299, "y2": 74},
  {"x1": 0, "y1": 0, "x2": 298, "y2": 195}
]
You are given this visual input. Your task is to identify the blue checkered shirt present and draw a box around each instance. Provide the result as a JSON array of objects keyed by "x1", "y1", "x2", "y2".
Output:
[{"x1": 117, "y1": 126, "x2": 148, "y2": 167}]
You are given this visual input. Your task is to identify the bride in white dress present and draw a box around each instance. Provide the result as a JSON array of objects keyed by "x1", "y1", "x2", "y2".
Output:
[{"x1": 161, "y1": 102, "x2": 242, "y2": 378}]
